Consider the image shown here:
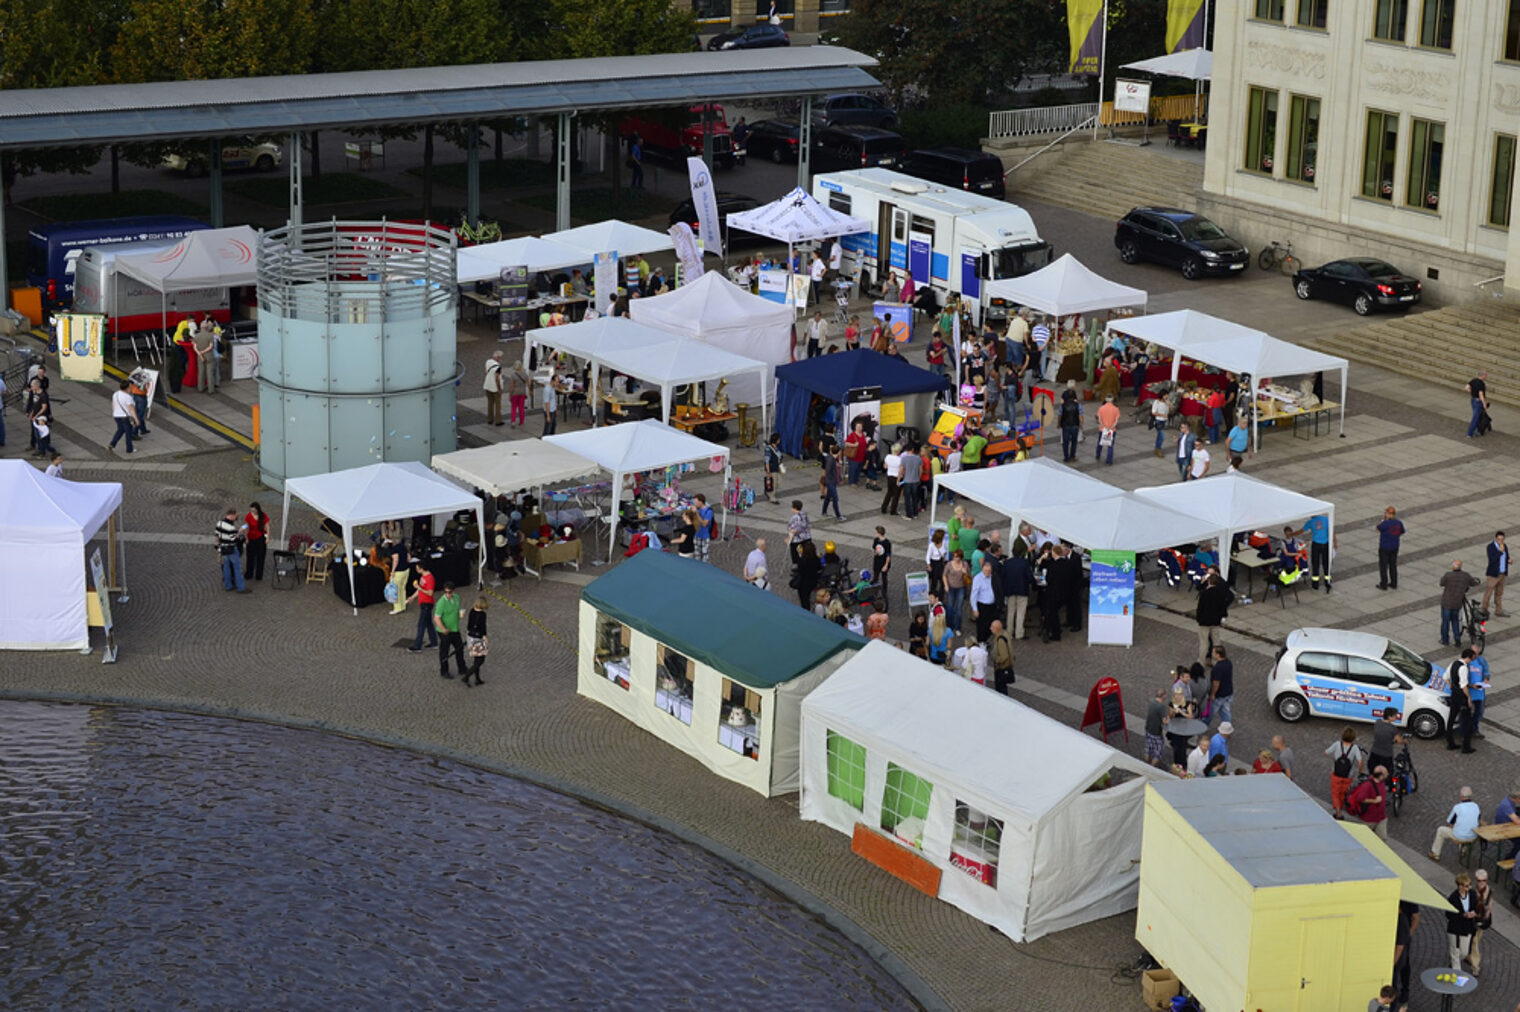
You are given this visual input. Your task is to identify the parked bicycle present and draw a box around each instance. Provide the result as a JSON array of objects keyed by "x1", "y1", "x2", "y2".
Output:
[
  {"x1": 1387, "y1": 741, "x2": 1417, "y2": 817},
  {"x1": 1463, "y1": 596, "x2": 1488, "y2": 649},
  {"x1": 1258, "y1": 239, "x2": 1298, "y2": 275}
]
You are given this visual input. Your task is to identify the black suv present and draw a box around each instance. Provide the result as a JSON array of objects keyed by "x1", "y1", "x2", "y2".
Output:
[
  {"x1": 812, "y1": 93, "x2": 899, "y2": 129},
  {"x1": 1113, "y1": 207, "x2": 1249, "y2": 279},
  {"x1": 901, "y1": 148, "x2": 1005, "y2": 199},
  {"x1": 812, "y1": 126, "x2": 907, "y2": 171}
]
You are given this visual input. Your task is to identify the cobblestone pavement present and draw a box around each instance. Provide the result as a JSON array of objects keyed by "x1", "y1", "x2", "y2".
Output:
[{"x1": 7, "y1": 197, "x2": 1520, "y2": 1011}]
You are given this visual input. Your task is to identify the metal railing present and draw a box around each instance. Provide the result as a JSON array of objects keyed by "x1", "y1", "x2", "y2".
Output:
[
  {"x1": 988, "y1": 103, "x2": 1099, "y2": 140},
  {"x1": 1474, "y1": 274, "x2": 1507, "y2": 297},
  {"x1": 1003, "y1": 115, "x2": 1098, "y2": 177}
]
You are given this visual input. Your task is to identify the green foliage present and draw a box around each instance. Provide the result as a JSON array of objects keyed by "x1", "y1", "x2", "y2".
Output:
[
  {"x1": 518, "y1": 187, "x2": 676, "y2": 225},
  {"x1": 225, "y1": 173, "x2": 406, "y2": 206},
  {"x1": 547, "y1": 0, "x2": 697, "y2": 58},
  {"x1": 20, "y1": 189, "x2": 207, "y2": 221},
  {"x1": 898, "y1": 104, "x2": 991, "y2": 151}
]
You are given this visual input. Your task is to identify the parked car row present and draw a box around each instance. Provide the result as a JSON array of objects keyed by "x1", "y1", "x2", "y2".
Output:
[{"x1": 1113, "y1": 204, "x2": 1422, "y2": 313}]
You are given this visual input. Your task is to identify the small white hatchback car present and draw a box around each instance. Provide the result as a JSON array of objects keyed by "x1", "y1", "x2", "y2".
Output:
[{"x1": 1269, "y1": 628, "x2": 1451, "y2": 739}]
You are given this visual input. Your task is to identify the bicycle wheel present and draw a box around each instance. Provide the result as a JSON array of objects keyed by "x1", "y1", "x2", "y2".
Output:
[
  {"x1": 1278, "y1": 254, "x2": 1298, "y2": 277},
  {"x1": 1257, "y1": 247, "x2": 1277, "y2": 272},
  {"x1": 1390, "y1": 781, "x2": 1402, "y2": 818},
  {"x1": 1407, "y1": 769, "x2": 1419, "y2": 794}
]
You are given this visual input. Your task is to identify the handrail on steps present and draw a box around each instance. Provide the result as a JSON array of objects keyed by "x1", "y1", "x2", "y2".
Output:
[
  {"x1": 1004, "y1": 115, "x2": 1098, "y2": 178},
  {"x1": 1474, "y1": 274, "x2": 1506, "y2": 297}
]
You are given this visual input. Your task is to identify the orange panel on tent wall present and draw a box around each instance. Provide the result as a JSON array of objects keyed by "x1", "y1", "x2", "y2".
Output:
[{"x1": 851, "y1": 823, "x2": 942, "y2": 897}]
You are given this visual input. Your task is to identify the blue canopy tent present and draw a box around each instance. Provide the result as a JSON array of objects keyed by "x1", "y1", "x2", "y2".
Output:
[{"x1": 773, "y1": 349, "x2": 947, "y2": 457}]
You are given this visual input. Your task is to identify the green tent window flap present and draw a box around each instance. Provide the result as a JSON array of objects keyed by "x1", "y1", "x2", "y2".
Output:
[
  {"x1": 655, "y1": 644, "x2": 694, "y2": 725},
  {"x1": 594, "y1": 612, "x2": 631, "y2": 688},
  {"x1": 826, "y1": 730, "x2": 867, "y2": 810},
  {"x1": 881, "y1": 763, "x2": 934, "y2": 849},
  {"x1": 952, "y1": 801, "x2": 1004, "y2": 888}
]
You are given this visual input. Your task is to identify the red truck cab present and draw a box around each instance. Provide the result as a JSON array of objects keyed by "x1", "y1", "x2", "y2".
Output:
[{"x1": 622, "y1": 104, "x2": 736, "y2": 169}]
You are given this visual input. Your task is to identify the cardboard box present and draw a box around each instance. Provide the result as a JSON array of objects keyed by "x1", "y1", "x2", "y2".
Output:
[{"x1": 1142, "y1": 969, "x2": 1179, "y2": 1010}]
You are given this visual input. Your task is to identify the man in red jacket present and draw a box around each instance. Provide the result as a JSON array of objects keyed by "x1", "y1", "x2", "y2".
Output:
[{"x1": 1346, "y1": 765, "x2": 1391, "y2": 840}]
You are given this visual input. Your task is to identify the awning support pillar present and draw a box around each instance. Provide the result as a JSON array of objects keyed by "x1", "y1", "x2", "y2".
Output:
[
  {"x1": 797, "y1": 96, "x2": 812, "y2": 190},
  {"x1": 208, "y1": 140, "x2": 224, "y2": 228},
  {"x1": 556, "y1": 112, "x2": 573, "y2": 233}
]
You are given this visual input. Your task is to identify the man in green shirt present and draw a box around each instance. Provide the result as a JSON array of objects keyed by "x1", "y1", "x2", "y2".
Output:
[
  {"x1": 961, "y1": 429, "x2": 988, "y2": 469},
  {"x1": 433, "y1": 582, "x2": 468, "y2": 679},
  {"x1": 957, "y1": 516, "x2": 981, "y2": 558}
]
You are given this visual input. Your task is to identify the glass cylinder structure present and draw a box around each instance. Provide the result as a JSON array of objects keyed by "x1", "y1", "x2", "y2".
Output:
[{"x1": 255, "y1": 220, "x2": 459, "y2": 489}]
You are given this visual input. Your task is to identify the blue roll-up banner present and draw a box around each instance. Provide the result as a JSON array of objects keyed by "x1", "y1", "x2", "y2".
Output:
[
  {"x1": 960, "y1": 249, "x2": 981, "y2": 300},
  {"x1": 908, "y1": 233, "x2": 931, "y2": 286},
  {"x1": 1088, "y1": 550, "x2": 1137, "y2": 647}
]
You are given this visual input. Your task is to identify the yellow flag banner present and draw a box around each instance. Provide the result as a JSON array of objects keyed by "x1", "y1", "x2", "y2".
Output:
[
  {"x1": 1067, "y1": 0, "x2": 1105, "y2": 75},
  {"x1": 1166, "y1": 0, "x2": 1206, "y2": 52}
]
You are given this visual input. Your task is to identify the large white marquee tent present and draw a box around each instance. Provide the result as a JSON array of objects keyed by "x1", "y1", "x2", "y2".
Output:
[
  {"x1": 983, "y1": 253, "x2": 1147, "y2": 316},
  {"x1": 1107, "y1": 309, "x2": 1349, "y2": 451},
  {"x1": 629, "y1": 271, "x2": 794, "y2": 407},
  {"x1": 0, "y1": 462, "x2": 124, "y2": 651},
  {"x1": 279, "y1": 462, "x2": 485, "y2": 611},
  {"x1": 800, "y1": 642, "x2": 1168, "y2": 942}
]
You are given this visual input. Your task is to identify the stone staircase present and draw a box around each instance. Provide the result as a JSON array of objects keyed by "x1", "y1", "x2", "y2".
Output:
[
  {"x1": 1006, "y1": 138, "x2": 1206, "y2": 220},
  {"x1": 1304, "y1": 299, "x2": 1520, "y2": 406}
]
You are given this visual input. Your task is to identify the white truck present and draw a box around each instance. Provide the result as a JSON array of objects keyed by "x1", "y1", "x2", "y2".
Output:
[
  {"x1": 813, "y1": 168, "x2": 1052, "y2": 318},
  {"x1": 72, "y1": 240, "x2": 229, "y2": 337}
]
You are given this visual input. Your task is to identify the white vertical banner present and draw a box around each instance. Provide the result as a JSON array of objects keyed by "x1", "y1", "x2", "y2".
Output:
[
  {"x1": 669, "y1": 222, "x2": 704, "y2": 282},
  {"x1": 593, "y1": 250, "x2": 618, "y2": 314},
  {"x1": 687, "y1": 156, "x2": 723, "y2": 259}
]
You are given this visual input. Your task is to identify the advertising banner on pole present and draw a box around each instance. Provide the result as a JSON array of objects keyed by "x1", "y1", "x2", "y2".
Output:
[
  {"x1": 1166, "y1": 0, "x2": 1206, "y2": 52},
  {"x1": 498, "y1": 266, "x2": 529, "y2": 340},
  {"x1": 56, "y1": 314, "x2": 105, "y2": 383},
  {"x1": 1067, "y1": 0, "x2": 1105, "y2": 75},
  {"x1": 669, "y1": 222, "x2": 704, "y2": 282},
  {"x1": 593, "y1": 251, "x2": 618, "y2": 314},
  {"x1": 1088, "y1": 549, "x2": 1136, "y2": 646},
  {"x1": 687, "y1": 157, "x2": 724, "y2": 259}
]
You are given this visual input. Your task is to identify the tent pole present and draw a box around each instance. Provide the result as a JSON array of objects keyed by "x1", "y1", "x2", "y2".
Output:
[
  {"x1": 474, "y1": 502, "x2": 487, "y2": 588},
  {"x1": 279, "y1": 487, "x2": 291, "y2": 549},
  {"x1": 1338, "y1": 365, "x2": 1346, "y2": 438},
  {"x1": 928, "y1": 479, "x2": 939, "y2": 528},
  {"x1": 343, "y1": 523, "x2": 358, "y2": 615},
  {"x1": 608, "y1": 478, "x2": 621, "y2": 563},
  {"x1": 116, "y1": 507, "x2": 128, "y2": 597},
  {"x1": 107, "y1": 513, "x2": 117, "y2": 590},
  {"x1": 721, "y1": 458, "x2": 731, "y2": 538},
  {"x1": 591, "y1": 362, "x2": 601, "y2": 427},
  {"x1": 1253, "y1": 385, "x2": 1260, "y2": 456}
]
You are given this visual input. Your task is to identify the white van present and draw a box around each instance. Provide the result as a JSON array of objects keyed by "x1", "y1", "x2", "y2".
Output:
[
  {"x1": 72, "y1": 241, "x2": 229, "y2": 336},
  {"x1": 812, "y1": 168, "x2": 1052, "y2": 316}
]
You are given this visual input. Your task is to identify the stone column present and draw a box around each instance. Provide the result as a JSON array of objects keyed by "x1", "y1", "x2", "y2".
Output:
[
  {"x1": 793, "y1": 0, "x2": 820, "y2": 34},
  {"x1": 1505, "y1": 163, "x2": 1520, "y2": 297}
]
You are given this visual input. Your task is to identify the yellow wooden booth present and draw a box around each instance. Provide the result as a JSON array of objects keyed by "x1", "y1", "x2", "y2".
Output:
[{"x1": 1136, "y1": 775, "x2": 1447, "y2": 1012}]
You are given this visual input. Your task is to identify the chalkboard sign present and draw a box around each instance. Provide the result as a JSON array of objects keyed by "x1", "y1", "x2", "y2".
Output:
[
  {"x1": 1099, "y1": 692, "x2": 1125, "y2": 738},
  {"x1": 499, "y1": 265, "x2": 529, "y2": 340},
  {"x1": 1081, "y1": 677, "x2": 1128, "y2": 744}
]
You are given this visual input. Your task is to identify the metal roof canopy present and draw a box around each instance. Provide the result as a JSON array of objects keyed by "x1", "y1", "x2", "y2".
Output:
[{"x1": 0, "y1": 48, "x2": 880, "y2": 148}]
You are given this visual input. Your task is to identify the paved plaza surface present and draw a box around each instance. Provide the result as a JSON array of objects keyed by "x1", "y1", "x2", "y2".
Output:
[{"x1": 7, "y1": 195, "x2": 1520, "y2": 1011}]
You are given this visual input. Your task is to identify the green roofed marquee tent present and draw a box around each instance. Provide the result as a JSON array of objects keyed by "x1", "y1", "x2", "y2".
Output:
[{"x1": 579, "y1": 549, "x2": 863, "y2": 796}]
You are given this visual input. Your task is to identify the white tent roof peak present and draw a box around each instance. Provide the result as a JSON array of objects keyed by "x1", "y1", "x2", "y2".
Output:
[
  {"x1": 1107, "y1": 308, "x2": 1265, "y2": 349},
  {"x1": 282, "y1": 461, "x2": 479, "y2": 528},
  {"x1": 431, "y1": 440, "x2": 602, "y2": 497},
  {"x1": 1133, "y1": 474, "x2": 1331, "y2": 533},
  {"x1": 0, "y1": 459, "x2": 121, "y2": 544},
  {"x1": 629, "y1": 269, "x2": 793, "y2": 334},
  {"x1": 546, "y1": 220, "x2": 674, "y2": 256},
  {"x1": 456, "y1": 235, "x2": 590, "y2": 283},
  {"x1": 596, "y1": 339, "x2": 767, "y2": 388},
  {"x1": 544, "y1": 418, "x2": 729, "y2": 474},
  {"x1": 805, "y1": 641, "x2": 1159, "y2": 819},
  {"x1": 113, "y1": 225, "x2": 259, "y2": 291},
  {"x1": 933, "y1": 457, "x2": 1121, "y2": 513},
  {"x1": 1121, "y1": 47, "x2": 1213, "y2": 80},
  {"x1": 1020, "y1": 492, "x2": 1223, "y2": 553},
  {"x1": 984, "y1": 253, "x2": 1147, "y2": 317},
  {"x1": 727, "y1": 186, "x2": 870, "y2": 244},
  {"x1": 526, "y1": 315, "x2": 677, "y2": 361}
]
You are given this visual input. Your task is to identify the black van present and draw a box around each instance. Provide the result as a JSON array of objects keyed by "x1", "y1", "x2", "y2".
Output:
[
  {"x1": 901, "y1": 147, "x2": 1006, "y2": 199},
  {"x1": 812, "y1": 126, "x2": 907, "y2": 171}
]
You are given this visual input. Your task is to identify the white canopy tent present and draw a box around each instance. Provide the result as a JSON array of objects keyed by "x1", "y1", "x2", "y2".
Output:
[
  {"x1": 1020, "y1": 493, "x2": 1224, "y2": 553},
  {"x1": 983, "y1": 253, "x2": 1147, "y2": 317},
  {"x1": 727, "y1": 186, "x2": 870, "y2": 312},
  {"x1": 800, "y1": 641, "x2": 1168, "y2": 942},
  {"x1": 929, "y1": 457, "x2": 1122, "y2": 538},
  {"x1": 545, "y1": 419, "x2": 731, "y2": 562},
  {"x1": 1120, "y1": 47, "x2": 1213, "y2": 80},
  {"x1": 279, "y1": 462, "x2": 485, "y2": 612},
  {"x1": 1107, "y1": 309, "x2": 1349, "y2": 452},
  {"x1": 1133, "y1": 473, "x2": 1334, "y2": 580},
  {"x1": 0, "y1": 461, "x2": 125, "y2": 651},
  {"x1": 456, "y1": 235, "x2": 591, "y2": 284},
  {"x1": 545, "y1": 220, "x2": 674, "y2": 257},
  {"x1": 431, "y1": 440, "x2": 603, "y2": 497},
  {"x1": 629, "y1": 271, "x2": 795, "y2": 408},
  {"x1": 111, "y1": 225, "x2": 259, "y2": 337},
  {"x1": 594, "y1": 339, "x2": 771, "y2": 435},
  {"x1": 526, "y1": 316, "x2": 694, "y2": 427}
]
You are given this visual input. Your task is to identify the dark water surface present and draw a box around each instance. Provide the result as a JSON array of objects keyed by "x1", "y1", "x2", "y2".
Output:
[{"x1": 0, "y1": 701, "x2": 916, "y2": 1010}]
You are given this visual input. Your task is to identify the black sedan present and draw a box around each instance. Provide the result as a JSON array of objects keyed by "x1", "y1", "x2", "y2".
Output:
[
  {"x1": 1114, "y1": 206, "x2": 1250, "y2": 279},
  {"x1": 668, "y1": 192, "x2": 766, "y2": 248},
  {"x1": 706, "y1": 24, "x2": 789, "y2": 50},
  {"x1": 1293, "y1": 258, "x2": 1422, "y2": 315},
  {"x1": 745, "y1": 119, "x2": 802, "y2": 163}
]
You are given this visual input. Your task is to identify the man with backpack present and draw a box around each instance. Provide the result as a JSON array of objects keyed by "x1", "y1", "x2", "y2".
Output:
[
  {"x1": 1346, "y1": 765, "x2": 1391, "y2": 840},
  {"x1": 1058, "y1": 382, "x2": 1082, "y2": 462}
]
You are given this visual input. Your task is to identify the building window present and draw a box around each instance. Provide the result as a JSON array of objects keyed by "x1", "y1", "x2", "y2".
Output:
[
  {"x1": 825, "y1": 730, "x2": 867, "y2": 810},
  {"x1": 1254, "y1": 0, "x2": 1285, "y2": 19},
  {"x1": 819, "y1": 0, "x2": 850, "y2": 12},
  {"x1": 1406, "y1": 118, "x2": 1444, "y2": 210},
  {"x1": 693, "y1": 0, "x2": 731, "y2": 20},
  {"x1": 716, "y1": 677, "x2": 760, "y2": 760},
  {"x1": 1362, "y1": 110, "x2": 1399, "y2": 201},
  {"x1": 1287, "y1": 96, "x2": 1320, "y2": 183},
  {"x1": 654, "y1": 644, "x2": 694, "y2": 724},
  {"x1": 594, "y1": 613, "x2": 630, "y2": 688},
  {"x1": 1296, "y1": 0, "x2": 1328, "y2": 29},
  {"x1": 950, "y1": 801, "x2": 1004, "y2": 888},
  {"x1": 1490, "y1": 134, "x2": 1516, "y2": 227},
  {"x1": 756, "y1": 0, "x2": 792, "y2": 18},
  {"x1": 1244, "y1": 87, "x2": 1279, "y2": 174},
  {"x1": 1506, "y1": 0, "x2": 1520, "y2": 59},
  {"x1": 1374, "y1": 0, "x2": 1408, "y2": 41},
  {"x1": 1419, "y1": 0, "x2": 1454, "y2": 48},
  {"x1": 880, "y1": 763, "x2": 934, "y2": 848}
]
